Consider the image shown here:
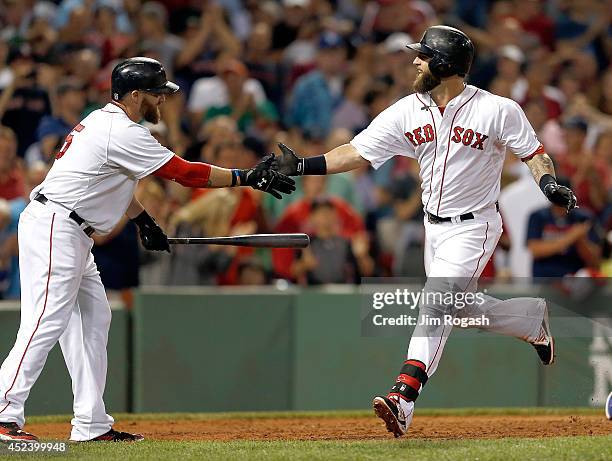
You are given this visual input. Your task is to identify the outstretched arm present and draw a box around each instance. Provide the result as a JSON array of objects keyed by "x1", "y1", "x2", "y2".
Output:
[
  {"x1": 275, "y1": 143, "x2": 370, "y2": 176},
  {"x1": 152, "y1": 154, "x2": 295, "y2": 199}
]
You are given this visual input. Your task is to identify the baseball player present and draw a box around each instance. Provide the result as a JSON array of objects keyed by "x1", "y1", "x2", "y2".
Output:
[
  {"x1": 274, "y1": 26, "x2": 577, "y2": 437},
  {"x1": 0, "y1": 57, "x2": 294, "y2": 442}
]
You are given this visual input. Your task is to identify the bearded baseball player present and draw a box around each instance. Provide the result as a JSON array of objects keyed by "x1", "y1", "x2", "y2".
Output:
[
  {"x1": 274, "y1": 26, "x2": 577, "y2": 437},
  {"x1": 0, "y1": 57, "x2": 294, "y2": 443}
]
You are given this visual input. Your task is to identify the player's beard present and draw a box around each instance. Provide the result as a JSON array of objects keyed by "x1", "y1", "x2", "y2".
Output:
[
  {"x1": 413, "y1": 69, "x2": 441, "y2": 93},
  {"x1": 141, "y1": 98, "x2": 161, "y2": 124}
]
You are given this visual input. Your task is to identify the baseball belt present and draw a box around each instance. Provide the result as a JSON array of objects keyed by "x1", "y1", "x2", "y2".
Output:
[
  {"x1": 34, "y1": 193, "x2": 95, "y2": 237},
  {"x1": 426, "y1": 201, "x2": 499, "y2": 224}
]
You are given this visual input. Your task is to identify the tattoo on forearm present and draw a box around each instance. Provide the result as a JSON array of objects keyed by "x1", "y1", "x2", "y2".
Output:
[{"x1": 526, "y1": 154, "x2": 555, "y2": 182}]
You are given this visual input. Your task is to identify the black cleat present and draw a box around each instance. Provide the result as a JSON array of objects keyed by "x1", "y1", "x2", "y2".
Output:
[{"x1": 80, "y1": 429, "x2": 144, "y2": 442}]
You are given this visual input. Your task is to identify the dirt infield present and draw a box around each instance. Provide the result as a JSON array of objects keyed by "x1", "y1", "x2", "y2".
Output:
[{"x1": 27, "y1": 414, "x2": 611, "y2": 441}]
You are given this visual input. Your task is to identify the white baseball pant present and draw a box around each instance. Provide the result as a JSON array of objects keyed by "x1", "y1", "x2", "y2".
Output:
[
  {"x1": 0, "y1": 200, "x2": 114, "y2": 441},
  {"x1": 402, "y1": 204, "x2": 545, "y2": 406}
]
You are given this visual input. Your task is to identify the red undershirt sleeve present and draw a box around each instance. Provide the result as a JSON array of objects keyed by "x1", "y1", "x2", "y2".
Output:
[{"x1": 152, "y1": 154, "x2": 213, "y2": 187}]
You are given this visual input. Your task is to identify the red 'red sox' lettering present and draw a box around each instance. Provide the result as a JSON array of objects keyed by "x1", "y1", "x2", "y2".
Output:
[
  {"x1": 451, "y1": 126, "x2": 488, "y2": 150},
  {"x1": 405, "y1": 124, "x2": 435, "y2": 147},
  {"x1": 407, "y1": 124, "x2": 487, "y2": 150}
]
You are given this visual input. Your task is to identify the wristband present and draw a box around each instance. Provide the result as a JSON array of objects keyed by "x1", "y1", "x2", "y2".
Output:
[
  {"x1": 231, "y1": 169, "x2": 239, "y2": 186},
  {"x1": 301, "y1": 155, "x2": 327, "y2": 175},
  {"x1": 539, "y1": 174, "x2": 556, "y2": 194}
]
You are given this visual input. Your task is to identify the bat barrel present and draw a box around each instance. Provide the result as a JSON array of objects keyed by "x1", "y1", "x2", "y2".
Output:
[{"x1": 167, "y1": 233, "x2": 310, "y2": 248}]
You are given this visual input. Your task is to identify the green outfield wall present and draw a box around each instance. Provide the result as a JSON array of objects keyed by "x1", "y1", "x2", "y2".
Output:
[
  {"x1": 0, "y1": 304, "x2": 129, "y2": 416},
  {"x1": 132, "y1": 285, "x2": 610, "y2": 413},
  {"x1": 0, "y1": 284, "x2": 609, "y2": 415}
]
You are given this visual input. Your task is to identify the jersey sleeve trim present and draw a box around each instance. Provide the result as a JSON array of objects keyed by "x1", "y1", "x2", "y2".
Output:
[
  {"x1": 520, "y1": 144, "x2": 545, "y2": 162},
  {"x1": 134, "y1": 150, "x2": 175, "y2": 180}
]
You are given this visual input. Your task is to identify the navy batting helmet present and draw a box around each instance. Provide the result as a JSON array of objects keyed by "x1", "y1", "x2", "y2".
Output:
[
  {"x1": 110, "y1": 57, "x2": 179, "y2": 101},
  {"x1": 407, "y1": 26, "x2": 474, "y2": 79}
]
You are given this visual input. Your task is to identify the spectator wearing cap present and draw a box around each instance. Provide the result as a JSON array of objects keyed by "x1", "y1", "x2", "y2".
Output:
[
  {"x1": 287, "y1": 31, "x2": 348, "y2": 140},
  {"x1": 236, "y1": 258, "x2": 268, "y2": 285},
  {"x1": 187, "y1": 57, "x2": 267, "y2": 134},
  {"x1": 272, "y1": 175, "x2": 364, "y2": 279},
  {"x1": 137, "y1": 2, "x2": 183, "y2": 77},
  {"x1": 378, "y1": 32, "x2": 417, "y2": 103},
  {"x1": 557, "y1": 117, "x2": 608, "y2": 214},
  {"x1": 291, "y1": 197, "x2": 374, "y2": 285},
  {"x1": 0, "y1": 45, "x2": 52, "y2": 157},
  {"x1": 34, "y1": 79, "x2": 86, "y2": 163},
  {"x1": 527, "y1": 178, "x2": 602, "y2": 278},
  {"x1": 490, "y1": 45, "x2": 525, "y2": 101},
  {"x1": 0, "y1": 126, "x2": 25, "y2": 200}
]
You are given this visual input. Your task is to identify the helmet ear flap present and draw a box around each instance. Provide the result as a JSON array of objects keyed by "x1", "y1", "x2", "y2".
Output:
[{"x1": 429, "y1": 55, "x2": 454, "y2": 79}]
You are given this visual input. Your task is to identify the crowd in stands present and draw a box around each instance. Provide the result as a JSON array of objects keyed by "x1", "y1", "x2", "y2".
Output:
[{"x1": 0, "y1": 0, "x2": 610, "y2": 303}]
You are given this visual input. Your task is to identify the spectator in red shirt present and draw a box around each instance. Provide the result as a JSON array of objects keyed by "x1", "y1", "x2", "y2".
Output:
[
  {"x1": 291, "y1": 197, "x2": 374, "y2": 284},
  {"x1": 556, "y1": 117, "x2": 608, "y2": 213},
  {"x1": 273, "y1": 175, "x2": 365, "y2": 279},
  {"x1": 0, "y1": 126, "x2": 25, "y2": 200}
]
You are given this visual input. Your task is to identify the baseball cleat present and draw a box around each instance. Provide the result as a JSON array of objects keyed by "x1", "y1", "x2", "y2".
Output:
[
  {"x1": 78, "y1": 429, "x2": 144, "y2": 442},
  {"x1": 530, "y1": 302, "x2": 555, "y2": 365},
  {"x1": 0, "y1": 422, "x2": 39, "y2": 442},
  {"x1": 606, "y1": 392, "x2": 612, "y2": 420},
  {"x1": 372, "y1": 396, "x2": 411, "y2": 437}
]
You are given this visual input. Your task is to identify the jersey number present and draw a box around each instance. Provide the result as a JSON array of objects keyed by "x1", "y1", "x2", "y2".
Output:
[{"x1": 56, "y1": 123, "x2": 85, "y2": 159}]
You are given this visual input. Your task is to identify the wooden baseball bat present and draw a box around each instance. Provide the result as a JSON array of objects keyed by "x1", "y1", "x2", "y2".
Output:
[{"x1": 167, "y1": 233, "x2": 310, "y2": 248}]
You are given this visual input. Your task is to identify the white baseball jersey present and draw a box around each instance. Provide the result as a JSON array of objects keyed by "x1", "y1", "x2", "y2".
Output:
[
  {"x1": 351, "y1": 85, "x2": 542, "y2": 217},
  {"x1": 31, "y1": 102, "x2": 174, "y2": 234}
]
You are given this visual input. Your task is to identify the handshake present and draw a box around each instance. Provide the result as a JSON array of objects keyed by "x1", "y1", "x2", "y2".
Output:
[
  {"x1": 134, "y1": 143, "x2": 309, "y2": 253},
  {"x1": 239, "y1": 143, "x2": 308, "y2": 199}
]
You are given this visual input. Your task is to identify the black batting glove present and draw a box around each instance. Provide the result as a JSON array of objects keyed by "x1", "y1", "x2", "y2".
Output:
[
  {"x1": 238, "y1": 154, "x2": 296, "y2": 199},
  {"x1": 276, "y1": 143, "x2": 303, "y2": 176},
  {"x1": 132, "y1": 210, "x2": 171, "y2": 252},
  {"x1": 540, "y1": 175, "x2": 578, "y2": 212}
]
